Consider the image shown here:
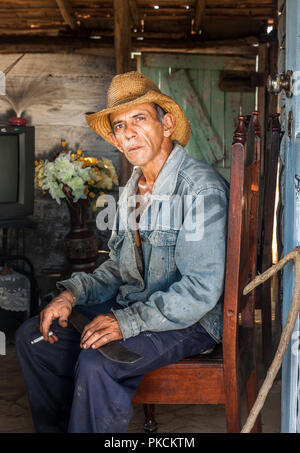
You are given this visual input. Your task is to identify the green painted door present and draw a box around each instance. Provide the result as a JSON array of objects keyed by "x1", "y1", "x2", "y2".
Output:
[{"x1": 141, "y1": 54, "x2": 255, "y2": 181}]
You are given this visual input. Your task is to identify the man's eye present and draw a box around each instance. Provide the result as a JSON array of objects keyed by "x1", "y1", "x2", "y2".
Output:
[
  {"x1": 136, "y1": 116, "x2": 146, "y2": 121},
  {"x1": 114, "y1": 124, "x2": 124, "y2": 131}
]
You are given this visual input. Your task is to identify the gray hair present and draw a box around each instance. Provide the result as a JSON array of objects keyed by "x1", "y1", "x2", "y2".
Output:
[{"x1": 153, "y1": 103, "x2": 166, "y2": 124}]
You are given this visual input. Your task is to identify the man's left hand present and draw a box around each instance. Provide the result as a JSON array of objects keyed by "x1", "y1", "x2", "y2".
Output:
[{"x1": 80, "y1": 313, "x2": 123, "y2": 350}]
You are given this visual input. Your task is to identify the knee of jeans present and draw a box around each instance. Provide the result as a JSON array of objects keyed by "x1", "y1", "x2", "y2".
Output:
[
  {"x1": 75, "y1": 348, "x2": 122, "y2": 381},
  {"x1": 76, "y1": 349, "x2": 105, "y2": 376},
  {"x1": 15, "y1": 315, "x2": 40, "y2": 347}
]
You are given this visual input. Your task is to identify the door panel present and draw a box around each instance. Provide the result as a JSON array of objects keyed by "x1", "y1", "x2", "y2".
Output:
[
  {"x1": 279, "y1": 0, "x2": 300, "y2": 434},
  {"x1": 141, "y1": 55, "x2": 255, "y2": 182}
]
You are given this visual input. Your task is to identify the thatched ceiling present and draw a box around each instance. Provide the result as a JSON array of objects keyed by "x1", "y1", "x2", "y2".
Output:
[{"x1": 0, "y1": 0, "x2": 276, "y2": 43}]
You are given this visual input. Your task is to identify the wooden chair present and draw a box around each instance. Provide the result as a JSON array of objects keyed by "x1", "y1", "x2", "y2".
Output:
[
  {"x1": 256, "y1": 113, "x2": 283, "y2": 371},
  {"x1": 132, "y1": 112, "x2": 262, "y2": 433}
]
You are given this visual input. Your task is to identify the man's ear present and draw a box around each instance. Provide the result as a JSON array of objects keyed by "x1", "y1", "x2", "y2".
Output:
[
  {"x1": 163, "y1": 113, "x2": 175, "y2": 138},
  {"x1": 108, "y1": 132, "x2": 124, "y2": 153}
]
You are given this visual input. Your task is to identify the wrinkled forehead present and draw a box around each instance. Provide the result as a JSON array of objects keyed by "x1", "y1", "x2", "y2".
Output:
[{"x1": 109, "y1": 102, "x2": 156, "y2": 123}]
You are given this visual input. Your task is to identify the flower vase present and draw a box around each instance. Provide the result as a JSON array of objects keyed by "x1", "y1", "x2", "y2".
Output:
[{"x1": 64, "y1": 198, "x2": 99, "y2": 276}]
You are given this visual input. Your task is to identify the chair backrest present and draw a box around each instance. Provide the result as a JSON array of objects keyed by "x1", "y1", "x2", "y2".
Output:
[
  {"x1": 258, "y1": 112, "x2": 283, "y2": 266},
  {"x1": 222, "y1": 113, "x2": 261, "y2": 377}
]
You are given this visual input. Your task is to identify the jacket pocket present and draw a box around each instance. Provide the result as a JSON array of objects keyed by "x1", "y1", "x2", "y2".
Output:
[
  {"x1": 148, "y1": 230, "x2": 178, "y2": 247},
  {"x1": 148, "y1": 230, "x2": 178, "y2": 276}
]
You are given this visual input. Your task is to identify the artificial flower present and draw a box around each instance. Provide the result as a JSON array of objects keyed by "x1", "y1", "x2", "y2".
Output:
[{"x1": 35, "y1": 141, "x2": 118, "y2": 208}]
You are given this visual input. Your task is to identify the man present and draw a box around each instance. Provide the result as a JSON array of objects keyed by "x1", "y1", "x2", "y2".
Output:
[{"x1": 16, "y1": 71, "x2": 229, "y2": 433}]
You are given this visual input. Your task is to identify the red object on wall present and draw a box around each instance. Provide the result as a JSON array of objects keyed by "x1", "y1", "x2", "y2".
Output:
[{"x1": 8, "y1": 117, "x2": 28, "y2": 126}]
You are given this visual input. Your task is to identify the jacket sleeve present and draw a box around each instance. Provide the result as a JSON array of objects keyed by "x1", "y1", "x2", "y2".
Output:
[
  {"x1": 56, "y1": 229, "x2": 123, "y2": 306},
  {"x1": 112, "y1": 187, "x2": 228, "y2": 339}
]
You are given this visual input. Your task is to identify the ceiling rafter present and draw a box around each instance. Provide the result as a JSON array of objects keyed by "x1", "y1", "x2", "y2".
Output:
[
  {"x1": 0, "y1": 0, "x2": 277, "y2": 45},
  {"x1": 129, "y1": 0, "x2": 141, "y2": 31},
  {"x1": 194, "y1": 0, "x2": 206, "y2": 34},
  {"x1": 55, "y1": 0, "x2": 78, "y2": 30},
  {"x1": 0, "y1": 34, "x2": 259, "y2": 58}
]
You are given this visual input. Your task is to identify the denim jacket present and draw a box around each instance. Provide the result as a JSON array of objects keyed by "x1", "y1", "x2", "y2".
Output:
[{"x1": 57, "y1": 143, "x2": 229, "y2": 343}]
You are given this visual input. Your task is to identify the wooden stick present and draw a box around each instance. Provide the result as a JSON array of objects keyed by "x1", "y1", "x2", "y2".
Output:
[
  {"x1": 2, "y1": 53, "x2": 25, "y2": 75},
  {"x1": 55, "y1": 0, "x2": 78, "y2": 30},
  {"x1": 241, "y1": 246, "x2": 300, "y2": 433}
]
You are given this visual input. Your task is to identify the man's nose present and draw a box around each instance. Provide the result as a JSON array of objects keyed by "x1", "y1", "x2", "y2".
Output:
[{"x1": 124, "y1": 123, "x2": 137, "y2": 139}]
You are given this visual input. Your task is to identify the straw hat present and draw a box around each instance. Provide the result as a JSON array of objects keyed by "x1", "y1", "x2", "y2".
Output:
[{"x1": 85, "y1": 71, "x2": 191, "y2": 147}]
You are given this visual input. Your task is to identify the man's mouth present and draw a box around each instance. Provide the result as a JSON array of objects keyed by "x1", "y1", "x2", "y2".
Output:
[{"x1": 127, "y1": 145, "x2": 142, "y2": 153}]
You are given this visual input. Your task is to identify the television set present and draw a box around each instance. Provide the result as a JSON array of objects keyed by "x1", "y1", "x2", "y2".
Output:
[{"x1": 0, "y1": 125, "x2": 34, "y2": 220}]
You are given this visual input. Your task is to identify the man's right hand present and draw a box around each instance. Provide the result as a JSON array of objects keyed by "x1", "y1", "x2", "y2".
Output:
[{"x1": 39, "y1": 290, "x2": 74, "y2": 344}]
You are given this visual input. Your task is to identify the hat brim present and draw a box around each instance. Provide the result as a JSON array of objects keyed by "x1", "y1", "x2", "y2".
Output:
[{"x1": 85, "y1": 90, "x2": 191, "y2": 147}]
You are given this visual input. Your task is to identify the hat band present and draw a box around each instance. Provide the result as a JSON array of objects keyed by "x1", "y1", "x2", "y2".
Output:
[{"x1": 110, "y1": 93, "x2": 147, "y2": 108}]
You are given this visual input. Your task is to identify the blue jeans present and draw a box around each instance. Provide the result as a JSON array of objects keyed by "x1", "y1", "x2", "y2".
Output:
[{"x1": 15, "y1": 299, "x2": 217, "y2": 433}]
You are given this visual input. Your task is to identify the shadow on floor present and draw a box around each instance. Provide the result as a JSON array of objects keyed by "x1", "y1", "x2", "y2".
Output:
[{"x1": 0, "y1": 342, "x2": 281, "y2": 433}]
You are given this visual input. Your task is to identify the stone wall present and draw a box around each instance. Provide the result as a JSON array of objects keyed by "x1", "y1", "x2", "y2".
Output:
[{"x1": 0, "y1": 53, "x2": 119, "y2": 286}]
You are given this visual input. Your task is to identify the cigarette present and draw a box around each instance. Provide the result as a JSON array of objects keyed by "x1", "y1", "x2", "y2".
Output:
[{"x1": 31, "y1": 331, "x2": 54, "y2": 344}]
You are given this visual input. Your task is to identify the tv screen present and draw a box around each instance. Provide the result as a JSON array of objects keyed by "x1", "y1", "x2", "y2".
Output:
[
  {"x1": 0, "y1": 126, "x2": 34, "y2": 220},
  {"x1": 0, "y1": 135, "x2": 19, "y2": 203}
]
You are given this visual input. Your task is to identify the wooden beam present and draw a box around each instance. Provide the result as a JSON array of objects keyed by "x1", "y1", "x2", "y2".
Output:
[
  {"x1": 139, "y1": 6, "x2": 273, "y2": 15},
  {"x1": 113, "y1": 0, "x2": 131, "y2": 74},
  {"x1": 0, "y1": 34, "x2": 259, "y2": 57},
  {"x1": 129, "y1": 0, "x2": 140, "y2": 31},
  {"x1": 90, "y1": 30, "x2": 187, "y2": 40},
  {"x1": 2, "y1": 0, "x2": 273, "y2": 4},
  {"x1": 257, "y1": 43, "x2": 268, "y2": 174},
  {"x1": 204, "y1": 7, "x2": 275, "y2": 17},
  {"x1": 0, "y1": 28, "x2": 186, "y2": 40},
  {"x1": 0, "y1": 37, "x2": 257, "y2": 59},
  {"x1": 194, "y1": 0, "x2": 206, "y2": 34},
  {"x1": 143, "y1": 53, "x2": 256, "y2": 71},
  {"x1": 137, "y1": 0, "x2": 273, "y2": 4},
  {"x1": 219, "y1": 70, "x2": 265, "y2": 92},
  {"x1": 133, "y1": 41, "x2": 258, "y2": 57},
  {"x1": 137, "y1": 35, "x2": 259, "y2": 47},
  {"x1": 113, "y1": 0, "x2": 133, "y2": 185},
  {"x1": 0, "y1": 36, "x2": 114, "y2": 54},
  {"x1": 0, "y1": 28, "x2": 64, "y2": 35},
  {"x1": 55, "y1": 0, "x2": 78, "y2": 30}
]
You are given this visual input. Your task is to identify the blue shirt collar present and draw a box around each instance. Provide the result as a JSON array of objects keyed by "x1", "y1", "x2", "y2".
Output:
[{"x1": 119, "y1": 142, "x2": 187, "y2": 203}]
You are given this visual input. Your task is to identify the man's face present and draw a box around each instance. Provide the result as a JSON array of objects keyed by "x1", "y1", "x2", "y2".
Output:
[{"x1": 108, "y1": 103, "x2": 173, "y2": 168}]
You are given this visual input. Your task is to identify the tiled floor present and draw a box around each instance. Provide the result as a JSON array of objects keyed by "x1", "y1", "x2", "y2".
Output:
[{"x1": 0, "y1": 343, "x2": 281, "y2": 433}]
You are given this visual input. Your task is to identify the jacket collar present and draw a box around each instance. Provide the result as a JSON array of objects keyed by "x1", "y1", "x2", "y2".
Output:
[{"x1": 118, "y1": 142, "x2": 187, "y2": 203}]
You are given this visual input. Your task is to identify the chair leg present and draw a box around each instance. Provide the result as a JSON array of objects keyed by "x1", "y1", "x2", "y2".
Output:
[
  {"x1": 143, "y1": 404, "x2": 158, "y2": 433},
  {"x1": 225, "y1": 388, "x2": 241, "y2": 433},
  {"x1": 261, "y1": 282, "x2": 273, "y2": 371},
  {"x1": 246, "y1": 368, "x2": 262, "y2": 433}
]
